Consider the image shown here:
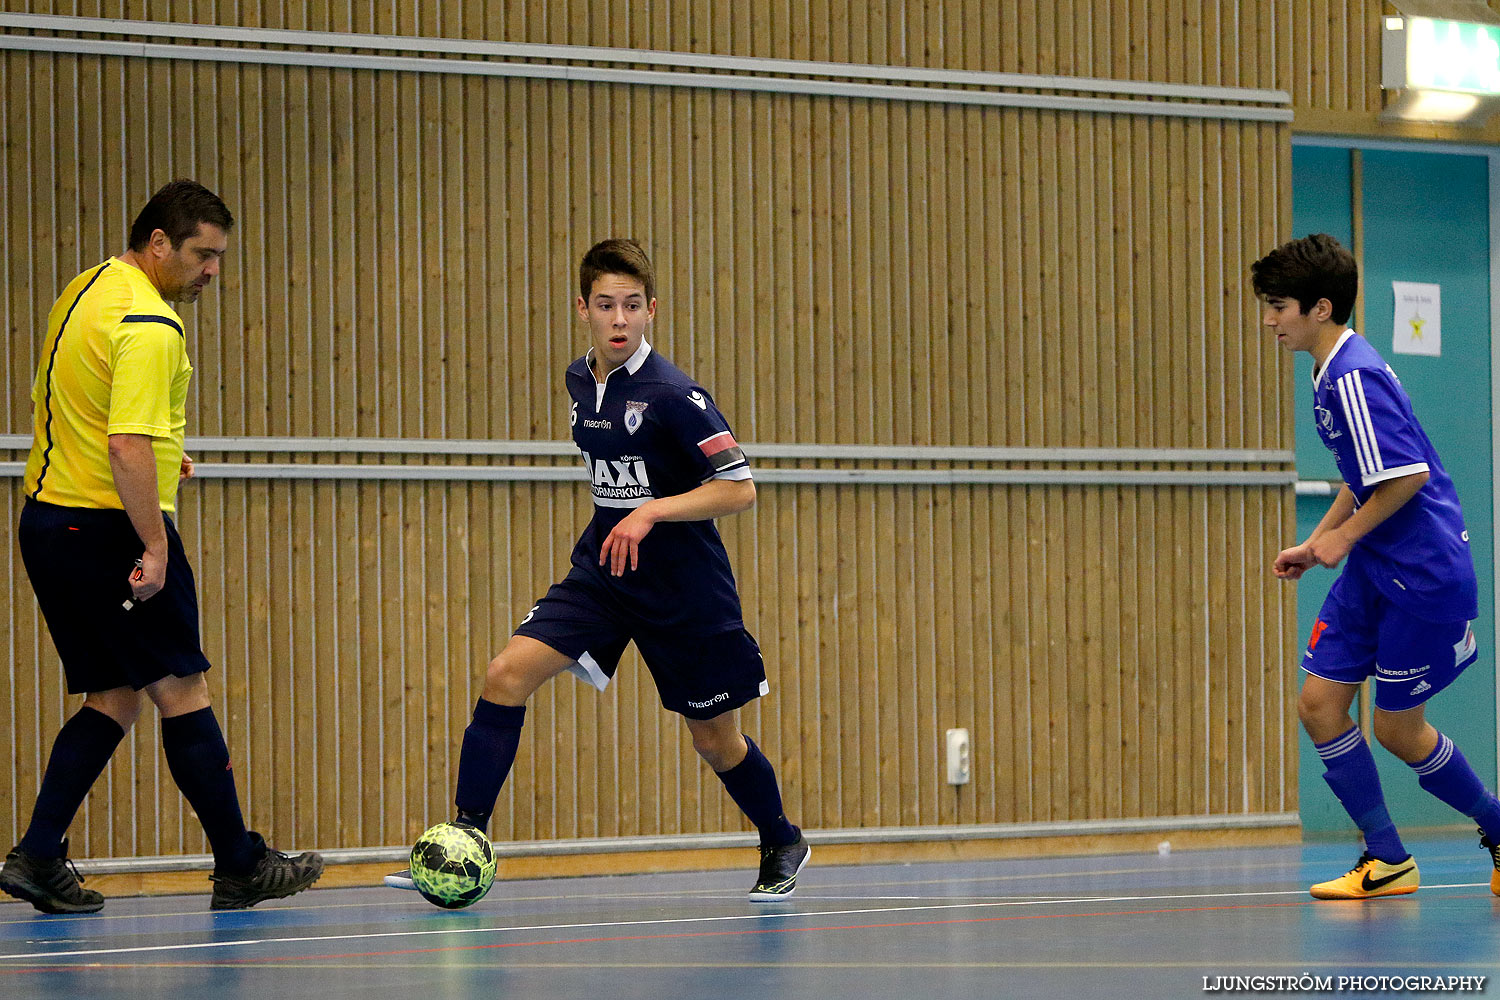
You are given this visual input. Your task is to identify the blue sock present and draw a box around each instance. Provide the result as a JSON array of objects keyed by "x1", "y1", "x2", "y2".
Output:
[
  {"x1": 161, "y1": 707, "x2": 258, "y2": 874},
  {"x1": 1315, "y1": 725, "x2": 1407, "y2": 862},
  {"x1": 18, "y1": 706, "x2": 126, "y2": 858},
  {"x1": 454, "y1": 700, "x2": 526, "y2": 830},
  {"x1": 715, "y1": 736, "x2": 798, "y2": 848},
  {"x1": 1409, "y1": 732, "x2": 1500, "y2": 841}
]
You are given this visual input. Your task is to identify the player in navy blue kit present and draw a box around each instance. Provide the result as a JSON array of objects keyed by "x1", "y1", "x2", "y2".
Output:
[
  {"x1": 390, "y1": 239, "x2": 808, "y2": 898},
  {"x1": 1256, "y1": 234, "x2": 1500, "y2": 899}
]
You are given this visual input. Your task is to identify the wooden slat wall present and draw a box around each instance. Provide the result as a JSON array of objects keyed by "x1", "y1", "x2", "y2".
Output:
[
  {"x1": 1, "y1": 2, "x2": 1299, "y2": 859},
  {"x1": 1283, "y1": 0, "x2": 1409, "y2": 116}
]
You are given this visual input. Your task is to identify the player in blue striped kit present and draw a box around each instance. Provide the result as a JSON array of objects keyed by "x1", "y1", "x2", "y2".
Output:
[{"x1": 1257, "y1": 233, "x2": 1500, "y2": 899}]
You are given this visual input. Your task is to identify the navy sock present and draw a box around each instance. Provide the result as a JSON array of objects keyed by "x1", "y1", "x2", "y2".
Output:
[
  {"x1": 715, "y1": 735, "x2": 798, "y2": 848},
  {"x1": 454, "y1": 700, "x2": 526, "y2": 831},
  {"x1": 161, "y1": 707, "x2": 257, "y2": 874},
  {"x1": 18, "y1": 706, "x2": 126, "y2": 858},
  {"x1": 1410, "y1": 732, "x2": 1500, "y2": 841},
  {"x1": 1315, "y1": 725, "x2": 1406, "y2": 863}
]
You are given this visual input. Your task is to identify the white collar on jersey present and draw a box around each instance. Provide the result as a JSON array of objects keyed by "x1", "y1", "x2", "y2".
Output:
[
  {"x1": 585, "y1": 339, "x2": 653, "y2": 379},
  {"x1": 1311, "y1": 328, "x2": 1358, "y2": 387}
]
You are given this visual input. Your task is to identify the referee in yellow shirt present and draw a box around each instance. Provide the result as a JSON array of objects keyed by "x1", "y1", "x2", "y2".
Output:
[{"x1": 0, "y1": 180, "x2": 322, "y2": 912}]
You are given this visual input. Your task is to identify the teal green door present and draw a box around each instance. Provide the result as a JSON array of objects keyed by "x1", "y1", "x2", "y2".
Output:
[{"x1": 1292, "y1": 143, "x2": 1497, "y2": 836}]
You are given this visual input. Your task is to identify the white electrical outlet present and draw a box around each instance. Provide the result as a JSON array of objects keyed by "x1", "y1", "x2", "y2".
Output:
[{"x1": 945, "y1": 728, "x2": 970, "y2": 785}]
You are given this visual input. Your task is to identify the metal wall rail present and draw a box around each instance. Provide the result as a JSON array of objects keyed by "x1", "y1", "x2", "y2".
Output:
[
  {"x1": 74, "y1": 810, "x2": 1301, "y2": 873},
  {"x1": 0, "y1": 461, "x2": 1297, "y2": 486},
  {"x1": 0, "y1": 15, "x2": 1294, "y2": 122},
  {"x1": 0, "y1": 435, "x2": 1296, "y2": 486},
  {"x1": 0, "y1": 433, "x2": 1293, "y2": 464},
  {"x1": 0, "y1": 11, "x2": 1291, "y2": 105}
]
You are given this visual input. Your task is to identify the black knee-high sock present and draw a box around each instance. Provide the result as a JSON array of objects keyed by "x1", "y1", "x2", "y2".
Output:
[
  {"x1": 715, "y1": 735, "x2": 798, "y2": 848},
  {"x1": 453, "y1": 700, "x2": 526, "y2": 830},
  {"x1": 160, "y1": 707, "x2": 257, "y2": 874},
  {"x1": 18, "y1": 706, "x2": 126, "y2": 858}
]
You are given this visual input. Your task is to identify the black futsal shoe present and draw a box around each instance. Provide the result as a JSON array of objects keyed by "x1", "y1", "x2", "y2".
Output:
[
  {"x1": 0, "y1": 838, "x2": 104, "y2": 914},
  {"x1": 1480, "y1": 829, "x2": 1500, "y2": 896},
  {"x1": 209, "y1": 833, "x2": 324, "y2": 910},
  {"x1": 749, "y1": 829, "x2": 810, "y2": 900}
]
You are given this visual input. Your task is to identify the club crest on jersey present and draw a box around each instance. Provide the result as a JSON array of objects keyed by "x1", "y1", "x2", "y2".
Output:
[
  {"x1": 1315, "y1": 403, "x2": 1341, "y2": 439},
  {"x1": 624, "y1": 400, "x2": 648, "y2": 435}
]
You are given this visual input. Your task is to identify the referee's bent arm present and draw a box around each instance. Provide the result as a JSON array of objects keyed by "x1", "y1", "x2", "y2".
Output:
[{"x1": 108, "y1": 432, "x2": 169, "y2": 600}]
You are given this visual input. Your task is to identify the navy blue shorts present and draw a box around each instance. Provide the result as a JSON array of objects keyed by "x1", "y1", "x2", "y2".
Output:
[
  {"x1": 514, "y1": 568, "x2": 768, "y2": 720},
  {"x1": 1303, "y1": 565, "x2": 1478, "y2": 712},
  {"x1": 19, "y1": 499, "x2": 212, "y2": 694}
]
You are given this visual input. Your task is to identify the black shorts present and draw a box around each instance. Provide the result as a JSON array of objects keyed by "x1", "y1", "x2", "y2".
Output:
[
  {"x1": 19, "y1": 499, "x2": 211, "y2": 694},
  {"x1": 514, "y1": 568, "x2": 768, "y2": 720}
]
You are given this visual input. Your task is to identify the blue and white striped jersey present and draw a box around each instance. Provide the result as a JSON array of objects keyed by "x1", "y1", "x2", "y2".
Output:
[
  {"x1": 562, "y1": 340, "x2": 752, "y2": 633},
  {"x1": 1311, "y1": 330, "x2": 1477, "y2": 621}
]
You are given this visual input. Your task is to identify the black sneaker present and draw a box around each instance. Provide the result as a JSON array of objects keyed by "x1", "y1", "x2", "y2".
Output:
[
  {"x1": 209, "y1": 833, "x2": 324, "y2": 910},
  {"x1": 749, "y1": 830, "x2": 810, "y2": 900},
  {"x1": 0, "y1": 838, "x2": 104, "y2": 914},
  {"x1": 384, "y1": 868, "x2": 416, "y2": 890},
  {"x1": 1480, "y1": 828, "x2": 1500, "y2": 897}
]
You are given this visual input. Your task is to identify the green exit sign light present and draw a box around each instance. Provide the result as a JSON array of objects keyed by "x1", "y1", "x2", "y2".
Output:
[{"x1": 1386, "y1": 16, "x2": 1500, "y2": 96}]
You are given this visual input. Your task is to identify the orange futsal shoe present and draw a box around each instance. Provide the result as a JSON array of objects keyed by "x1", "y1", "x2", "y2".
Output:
[{"x1": 1309, "y1": 852, "x2": 1419, "y2": 900}]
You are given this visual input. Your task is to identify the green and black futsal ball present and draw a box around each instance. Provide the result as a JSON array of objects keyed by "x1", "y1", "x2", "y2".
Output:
[{"x1": 409, "y1": 822, "x2": 496, "y2": 909}]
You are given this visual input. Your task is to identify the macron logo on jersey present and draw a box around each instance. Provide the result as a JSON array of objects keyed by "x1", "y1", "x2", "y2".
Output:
[{"x1": 687, "y1": 390, "x2": 708, "y2": 410}]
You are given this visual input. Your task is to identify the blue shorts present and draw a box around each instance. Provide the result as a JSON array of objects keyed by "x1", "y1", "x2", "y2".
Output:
[
  {"x1": 514, "y1": 567, "x2": 768, "y2": 720},
  {"x1": 19, "y1": 499, "x2": 212, "y2": 694},
  {"x1": 1303, "y1": 565, "x2": 1478, "y2": 712}
]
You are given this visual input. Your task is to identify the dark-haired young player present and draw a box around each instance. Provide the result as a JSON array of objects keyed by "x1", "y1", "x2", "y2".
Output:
[
  {"x1": 390, "y1": 238, "x2": 808, "y2": 898},
  {"x1": 1257, "y1": 233, "x2": 1500, "y2": 899},
  {"x1": 1, "y1": 180, "x2": 323, "y2": 913}
]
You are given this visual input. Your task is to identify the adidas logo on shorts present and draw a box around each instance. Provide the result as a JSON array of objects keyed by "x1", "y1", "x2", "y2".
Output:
[{"x1": 1410, "y1": 680, "x2": 1432, "y2": 696}]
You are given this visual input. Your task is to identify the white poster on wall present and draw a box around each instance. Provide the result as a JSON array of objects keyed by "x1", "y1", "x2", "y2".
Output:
[{"x1": 1392, "y1": 281, "x2": 1441, "y2": 356}]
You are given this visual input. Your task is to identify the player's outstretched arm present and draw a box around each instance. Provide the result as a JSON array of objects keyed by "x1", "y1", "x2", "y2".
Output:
[{"x1": 599, "y1": 479, "x2": 756, "y2": 576}]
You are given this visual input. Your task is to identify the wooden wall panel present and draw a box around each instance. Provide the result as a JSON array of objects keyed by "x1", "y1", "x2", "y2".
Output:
[
  {"x1": 2, "y1": 0, "x2": 1290, "y2": 88},
  {"x1": 1, "y1": 2, "x2": 1299, "y2": 860}
]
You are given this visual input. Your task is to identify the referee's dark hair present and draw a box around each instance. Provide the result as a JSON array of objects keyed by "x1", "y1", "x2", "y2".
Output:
[
  {"x1": 1250, "y1": 233, "x2": 1358, "y2": 325},
  {"x1": 580, "y1": 238, "x2": 655, "y2": 303},
  {"x1": 128, "y1": 179, "x2": 234, "y2": 251}
]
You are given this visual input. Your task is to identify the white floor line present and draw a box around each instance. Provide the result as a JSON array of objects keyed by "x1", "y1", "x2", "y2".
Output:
[
  {"x1": 0, "y1": 882, "x2": 1488, "y2": 963},
  {"x1": 0, "y1": 856, "x2": 1363, "y2": 925}
]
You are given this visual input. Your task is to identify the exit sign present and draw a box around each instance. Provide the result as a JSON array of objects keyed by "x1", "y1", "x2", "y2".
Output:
[{"x1": 1384, "y1": 16, "x2": 1500, "y2": 96}]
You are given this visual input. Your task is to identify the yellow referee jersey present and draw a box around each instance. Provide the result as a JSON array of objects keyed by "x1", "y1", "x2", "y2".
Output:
[{"x1": 23, "y1": 258, "x2": 191, "y2": 512}]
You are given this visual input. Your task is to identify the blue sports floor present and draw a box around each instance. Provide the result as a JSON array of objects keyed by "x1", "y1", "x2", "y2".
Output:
[{"x1": 1, "y1": 834, "x2": 1496, "y2": 1000}]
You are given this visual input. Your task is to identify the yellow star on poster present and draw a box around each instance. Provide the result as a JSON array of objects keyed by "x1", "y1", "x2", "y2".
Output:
[{"x1": 1409, "y1": 312, "x2": 1425, "y2": 340}]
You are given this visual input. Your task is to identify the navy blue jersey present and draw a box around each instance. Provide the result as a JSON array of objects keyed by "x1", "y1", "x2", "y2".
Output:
[
  {"x1": 1312, "y1": 330, "x2": 1477, "y2": 621},
  {"x1": 564, "y1": 341, "x2": 752, "y2": 634}
]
